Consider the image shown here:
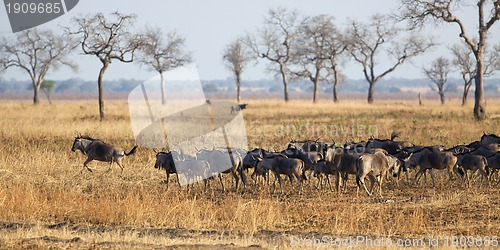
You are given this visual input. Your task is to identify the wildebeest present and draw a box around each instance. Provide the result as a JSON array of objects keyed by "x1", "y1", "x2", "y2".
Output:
[
  {"x1": 172, "y1": 153, "x2": 212, "y2": 190},
  {"x1": 255, "y1": 155, "x2": 306, "y2": 192},
  {"x1": 356, "y1": 151, "x2": 394, "y2": 197},
  {"x1": 480, "y1": 133, "x2": 500, "y2": 145},
  {"x1": 404, "y1": 147, "x2": 457, "y2": 187},
  {"x1": 154, "y1": 151, "x2": 179, "y2": 188},
  {"x1": 313, "y1": 160, "x2": 336, "y2": 191},
  {"x1": 196, "y1": 149, "x2": 245, "y2": 191},
  {"x1": 281, "y1": 146, "x2": 322, "y2": 176},
  {"x1": 71, "y1": 135, "x2": 138, "y2": 173},
  {"x1": 456, "y1": 153, "x2": 489, "y2": 187},
  {"x1": 231, "y1": 103, "x2": 248, "y2": 113},
  {"x1": 487, "y1": 152, "x2": 500, "y2": 180},
  {"x1": 324, "y1": 146, "x2": 361, "y2": 193}
]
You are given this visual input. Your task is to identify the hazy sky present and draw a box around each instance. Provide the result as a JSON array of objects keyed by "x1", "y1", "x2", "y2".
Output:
[{"x1": 0, "y1": 0, "x2": 498, "y2": 82}]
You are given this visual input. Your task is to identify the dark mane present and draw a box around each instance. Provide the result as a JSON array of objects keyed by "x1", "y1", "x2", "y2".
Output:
[{"x1": 75, "y1": 135, "x2": 101, "y2": 142}]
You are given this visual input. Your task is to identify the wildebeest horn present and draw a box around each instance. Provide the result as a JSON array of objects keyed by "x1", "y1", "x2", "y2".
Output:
[
  {"x1": 391, "y1": 131, "x2": 400, "y2": 141},
  {"x1": 315, "y1": 138, "x2": 320, "y2": 142},
  {"x1": 153, "y1": 148, "x2": 158, "y2": 154}
]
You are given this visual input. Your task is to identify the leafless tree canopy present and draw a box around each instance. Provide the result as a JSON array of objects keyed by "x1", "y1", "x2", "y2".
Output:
[
  {"x1": 0, "y1": 29, "x2": 77, "y2": 104},
  {"x1": 451, "y1": 42, "x2": 500, "y2": 105},
  {"x1": 397, "y1": 0, "x2": 500, "y2": 119},
  {"x1": 68, "y1": 11, "x2": 142, "y2": 120},
  {"x1": 347, "y1": 14, "x2": 434, "y2": 103},
  {"x1": 138, "y1": 27, "x2": 192, "y2": 104},
  {"x1": 245, "y1": 7, "x2": 302, "y2": 102},
  {"x1": 291, "y1": 14, "x2": 343, "y2": 103},
  {"x1": 138, "y1": 27, "x2": 191, "y2": 73},
  {"x1": 222, "y1": 39, "x2": 253, "y2": 103},
  {"x1": 424, "y1": 57, "x2": 450, "y2": 104}
]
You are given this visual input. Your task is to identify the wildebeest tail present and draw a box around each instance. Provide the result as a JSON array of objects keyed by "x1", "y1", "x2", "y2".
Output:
[
  {"x1": 355, "y1": 158, "x2": 362, "y2": 188},
  {"x1": 125, "y1": 145, "x2": 138, "y2": 156}
]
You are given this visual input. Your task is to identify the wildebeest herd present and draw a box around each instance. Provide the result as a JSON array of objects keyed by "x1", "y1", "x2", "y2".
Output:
[{"x1": 71, "y1": 132, "x2": 500, "y2": 197}]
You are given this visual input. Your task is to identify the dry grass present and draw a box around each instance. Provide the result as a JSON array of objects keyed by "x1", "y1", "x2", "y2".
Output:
[{"x1": 0, "y1": 99, "x2": 500, "y2": 248}]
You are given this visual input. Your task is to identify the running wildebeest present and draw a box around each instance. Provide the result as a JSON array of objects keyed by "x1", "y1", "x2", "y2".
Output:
[
  {"x1": 404, "y1": 147, "x2": 457, "y2": 187},
  {"x1": 356, "y1": 151, "x2": 395, "y2": 197},
  {"x1": 71, "y1": 135, "x2": 138, "y2": 173}
]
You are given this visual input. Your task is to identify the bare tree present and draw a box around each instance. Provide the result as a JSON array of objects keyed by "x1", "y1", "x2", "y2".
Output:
[
  {"x1": 424, "y1": 57, "x2": 450, "y2": 104},
  {"x1": 245, "y1": 8, "x2": 301, "y2": 102},
  {"x1": 397, "y1": 0, "x2": 500, "y2": 120},
  {"x1": 0, "y1": 29, "x2": 76, "y2": 104},
  {"x1": 138, "y1": 27, "x2": 191, "y2": 105},
  {"x1": 291, "y1": 14, "x2": 339, "y2": 103},
  {"x1": 68, "y1": 12, "x2": 142, "y2": 121},
  {"x1": 451, "y1": 42, "x2": 500, "y2": 106},
  {"x1": 222, "y1": 38, "x2": 253, "y2": 103},
  {"x1": 325, "y1": 29, "x2": 348, "y2": 103},
  {"x1": 347, "y1": 14, "x2": 434, "y2": 103}
]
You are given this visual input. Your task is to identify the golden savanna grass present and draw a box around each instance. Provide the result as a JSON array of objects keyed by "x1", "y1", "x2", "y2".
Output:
[{"x1": 0, "y1": 99, "x2": 500, "y2": 249}]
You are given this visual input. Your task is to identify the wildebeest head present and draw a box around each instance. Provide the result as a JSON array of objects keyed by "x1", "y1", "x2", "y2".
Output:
[{"x1": 154, "y1": 152, "x2": 176, "y2": 172}]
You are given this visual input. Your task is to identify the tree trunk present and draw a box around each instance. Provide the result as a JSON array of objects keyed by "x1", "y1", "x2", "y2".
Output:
[
  {"x1": 236, "y1": 73, "x2": 241, "y2": 103},
  {"x1": 32, "y1": 83, "x2": 40, "y2": 105},
  {"x1": 474, "y1": 69, "x2": 486, "y2": 120},
  {"x1": 279, "y1": 63, "x2": 289, "y2": 102},
  {"x1": 367, "y1": 82, "x2": 376, "y2": 104},
  {"x1": 160, "y1": 71, "x2": 166, "y2": 105},
  {"x1": 462, "y1": 84, "x2": 468, "y2": 106},
  {"x1": 333, "y1": 70, "x2": 339, "y2": 103},
  {"x1": 98, "y1": 62, "x2": 109, "y2": 121},
  {"x1": 439, "y1": 91, "x2": 445, "y2": 105}
]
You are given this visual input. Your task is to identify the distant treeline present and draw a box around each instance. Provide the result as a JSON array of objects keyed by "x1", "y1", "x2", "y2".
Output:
[{"x1": 0, "y1": 77, "x2": 499, "y2": 95}]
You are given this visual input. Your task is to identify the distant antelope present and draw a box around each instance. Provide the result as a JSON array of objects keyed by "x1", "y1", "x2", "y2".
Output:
[{"x1": 71, "y1": 135, "x2": 138, "y2": 172}]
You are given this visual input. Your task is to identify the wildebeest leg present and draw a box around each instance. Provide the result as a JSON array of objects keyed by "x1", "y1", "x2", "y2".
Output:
[
  {"x1": 315, "y1": 174, "x2": 321, "y2": 190},
  {"x1": 116, "y1": 159, "x2": 124, "y2": 173},
  {"x1": 165, "y1": 171, "x2": 170, "y2": 189},
  {"x1": 175, "y1": 174, "x2": 181, "y2": 188},
  {"x1": 368, "y1": 175, "x2": 376, "y2": 195},
  {"x1": 342, "y1": 173, "x2": 349, "y2": 193},
  {"x1": 362, "y1": 176, "x2": 373, "y2": 196},
  {"x1": 276, "y1": 174, "x2": 283, "y2": 193},
  {"x1": 415, "y1": 167, "x2": 425, "y2": 184},
  {"x1": 326, "y1": 175, "x2": 333, "y2": 192},
  {"x1": 83, "y1": 158, "x2": 93, "y2": 173},
  {"x1": 107, "y1": 161, "x2": 113, "y2": 172},
  {"x1": 335, "y1": 172, "x2": 341, "y2": 193},
  {"x1": 429, "y1": 169, "x2": 436, "y2": 188},
  {"x1": 218, "y1": 173, "x2": 225, "y2": 191},
  {"x1": 231, "y1": 169, "x2": 240, "y2": 191}
]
